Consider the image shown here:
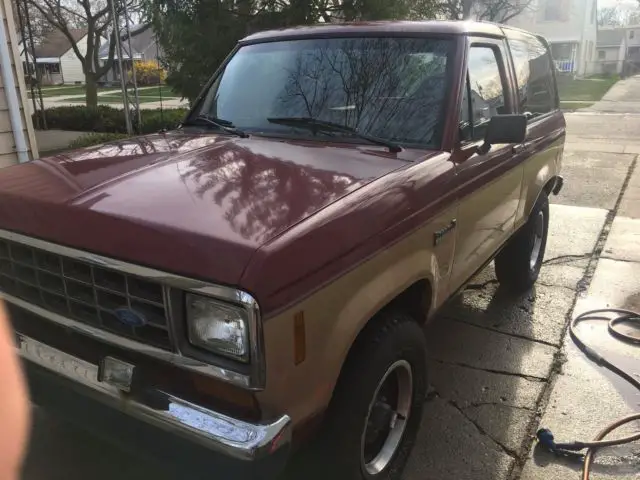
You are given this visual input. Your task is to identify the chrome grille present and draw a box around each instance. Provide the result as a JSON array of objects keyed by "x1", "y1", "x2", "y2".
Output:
[{"x1": 0, "y1": 238, "x2": 172, "y2": 349}]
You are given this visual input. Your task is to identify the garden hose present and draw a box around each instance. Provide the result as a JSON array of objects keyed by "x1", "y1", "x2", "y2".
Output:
[{"x1": 536, "y1": 308, "x2": 640, "y2": 480}]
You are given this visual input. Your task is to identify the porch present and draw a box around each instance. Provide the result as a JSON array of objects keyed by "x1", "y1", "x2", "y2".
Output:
[{"x1": 550, "y1": 42, "x2": 579, "y2": 74}]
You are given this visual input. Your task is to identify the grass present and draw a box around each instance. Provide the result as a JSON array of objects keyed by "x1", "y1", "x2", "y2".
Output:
[
  {"x1": 560, "y1": 101, "x2": 594, "y2": 111},
  {"x1": 136, "y1": 85, "x2": 179, "y2": 98},
  {"x1": 28, "y1": 85, "x2": 118, "y2": 98},
  {"x1": 64, "y1": 94, "x2": 171, "y2": 104},
  {"x1": 557, "y1": 76, "x2": 619, "y2": 102}
]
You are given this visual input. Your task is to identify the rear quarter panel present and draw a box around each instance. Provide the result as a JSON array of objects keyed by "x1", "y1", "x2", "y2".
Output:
[{"x1": 516, "y1": 110, "x2": 566, "y2": 228}]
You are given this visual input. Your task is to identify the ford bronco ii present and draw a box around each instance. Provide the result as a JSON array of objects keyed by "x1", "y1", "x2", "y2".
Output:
[{"x1": 1, "y1": 20, "x2": 564, "y2": 480}]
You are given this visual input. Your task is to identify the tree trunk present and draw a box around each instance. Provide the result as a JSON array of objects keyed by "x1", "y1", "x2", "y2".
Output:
[
  {"x1": 85, "y1": 73, "x2": 98, "y2": 108},
  {"x1": 462, "y1": 0, "x2": 473, "y2": 19}
]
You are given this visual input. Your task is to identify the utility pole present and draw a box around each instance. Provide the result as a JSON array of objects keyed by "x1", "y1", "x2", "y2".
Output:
[{"x1": 110, "y1": 0, "x2": 132, "y2": 135}]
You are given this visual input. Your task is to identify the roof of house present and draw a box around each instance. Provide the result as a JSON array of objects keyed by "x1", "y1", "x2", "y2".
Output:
[
  {"x1": 98, "y1": 24, "x2": 162, "y2": 60},
  {"x1": 34, "y1": 28, "x2": 87, "y2": 58},
  {"x1": 597, "y1": 28, "x2": 625, "y2": 48}
]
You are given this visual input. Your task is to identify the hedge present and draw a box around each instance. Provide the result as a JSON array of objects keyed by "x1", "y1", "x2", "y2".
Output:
[{"x1": 33, "y1": 106, "x2": 188, "y2": 135}]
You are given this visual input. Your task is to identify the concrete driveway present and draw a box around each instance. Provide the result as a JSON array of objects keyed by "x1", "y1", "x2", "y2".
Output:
[{"x1": 21, "y1": 78, "x2": 640, "y2": 480}]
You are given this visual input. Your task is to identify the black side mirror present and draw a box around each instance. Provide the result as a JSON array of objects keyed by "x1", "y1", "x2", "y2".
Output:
[{"x1": 478, "y1": 114, "x2": 527, "y2": 154}]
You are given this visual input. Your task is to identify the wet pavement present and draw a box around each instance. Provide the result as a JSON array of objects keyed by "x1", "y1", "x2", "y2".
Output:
[{"x1": 21, "y1": 79, "x2": 640, "y2": 480}]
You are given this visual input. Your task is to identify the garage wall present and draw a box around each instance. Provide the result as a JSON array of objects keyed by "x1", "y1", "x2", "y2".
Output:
[{"x1": 0, "y1": 0, "x2": 39, "y2": 167}]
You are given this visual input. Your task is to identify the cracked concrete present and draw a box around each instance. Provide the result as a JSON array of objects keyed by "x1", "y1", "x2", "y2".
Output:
[{"x1": 404, "y1": 397, "x2": 514, "y2": 480}]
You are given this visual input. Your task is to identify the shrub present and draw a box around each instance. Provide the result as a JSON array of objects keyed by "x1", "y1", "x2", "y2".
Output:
[
  {"x1": 68, "y1": 132, "x2": 131, "y2": 149},
  {"x1": 130, "y1": 60, "x2": 167, "y2": 86},
  {"x1": 34, "y1": 106, "x2": 188, "y2": 134}
]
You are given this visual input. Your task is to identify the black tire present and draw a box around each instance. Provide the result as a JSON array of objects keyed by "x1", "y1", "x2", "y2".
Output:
[
  {"x1": 495, "y1": 192, "x2": 549, "y2": 292},
  {"x1": 309, "y1": 313, "x2": 427, "y2": 480}
]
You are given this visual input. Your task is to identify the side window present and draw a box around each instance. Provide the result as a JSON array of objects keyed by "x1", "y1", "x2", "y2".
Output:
[
  {"x1": 508, "y1": 39, "x2": 530, "y2": 113},
  {"x1": 460, "y1": 46, "x2": 508, "y2": 142},
  {"x1": 507, "y1": 35, "x2": 558, "y2": 117}
]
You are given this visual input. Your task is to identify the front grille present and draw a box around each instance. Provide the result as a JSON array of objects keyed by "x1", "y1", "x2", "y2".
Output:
[{"x1": 0, "y1": 238, "x2": 172, "y2": 349}]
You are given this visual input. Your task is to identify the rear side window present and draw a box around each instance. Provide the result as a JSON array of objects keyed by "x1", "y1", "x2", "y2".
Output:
[{"x1": 507, "y1": 35, "x2": 558, "y2": 117}]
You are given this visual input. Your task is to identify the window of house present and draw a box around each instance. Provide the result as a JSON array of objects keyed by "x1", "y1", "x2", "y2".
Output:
[
  {"x1": 598, "y1": 49, "x2": 606, "y2": 60},
  {"x1": 544, "y1": 0, "x2": 570, "y2": 22},
  {"x1": 460, "y1": 46, "x2": 508, "y2": 142},
  {"x1": 507, "y1": 35, "x2": 557, "y2": 117},
  {"x1": 45, "y1": 63, "x2": 60, "y2": 74},
  {"x1": 630, "y1": 30, "x2": 635, "y2": 39}
]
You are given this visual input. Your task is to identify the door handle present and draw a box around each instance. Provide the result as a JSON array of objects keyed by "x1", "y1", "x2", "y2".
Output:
[{"x1": 512, "y1": 144, "x2": 526, "y2": 154}]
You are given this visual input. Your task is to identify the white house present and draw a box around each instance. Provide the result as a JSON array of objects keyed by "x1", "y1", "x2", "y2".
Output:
[
  {"x1": 596, "y1": 25, "x2": 640, "y2": 75},
  {"x1": 21, "y1": 28, "x2": 89, "y2": 85},
  {"x1": 596, "y1": 28, "x2": 626, "y2": 74},
  {"x1": 505, "y1": 0, "x2": 598, "y2": 76}
]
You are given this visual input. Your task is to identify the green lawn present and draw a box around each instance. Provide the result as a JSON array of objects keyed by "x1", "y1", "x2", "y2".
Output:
[
  {"x1": 557, "y1": 76, "x2": 618, "y2": 103},
  {"x1": 28, "y1": 85, "x2": 118, "y2": 98},
  {"x1": 64, "y1": 94, "x2": 171, "y2": 104},
  {"x1": 136, "y1": 85, "x2": 179, "y2": 98}
]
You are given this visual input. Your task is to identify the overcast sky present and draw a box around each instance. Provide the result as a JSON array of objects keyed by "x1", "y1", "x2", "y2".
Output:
[{"x1": 599, "y1": 0, "x2": 638, "y2": 8}]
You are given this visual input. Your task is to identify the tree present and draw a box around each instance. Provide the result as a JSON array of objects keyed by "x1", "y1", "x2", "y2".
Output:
[
  {"x1": 25, "y1": 0, "x2": 138, "y2": 107},
  {"x1": 145, "y1": 0, "x2": 442, "y2": 102},
  {"x1": 437, "y1": 0, "x2": 534, "y2": 22},
  {"x1": 598, "y1": 6, "x2": 623, "y2": 26}
]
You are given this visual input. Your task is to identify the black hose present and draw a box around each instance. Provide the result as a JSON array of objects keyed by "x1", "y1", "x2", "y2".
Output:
[{"x1": 536, "y1": 308, "x2": 640, "y2": 479}]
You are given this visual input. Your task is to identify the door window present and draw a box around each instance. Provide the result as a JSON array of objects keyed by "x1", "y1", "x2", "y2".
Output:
[
  {"x1": 507, "y1": 35, "x2": 558, "y2": 117},
  {"x1": 460, "y1": 45, "x2": 508, "y2": 142}
]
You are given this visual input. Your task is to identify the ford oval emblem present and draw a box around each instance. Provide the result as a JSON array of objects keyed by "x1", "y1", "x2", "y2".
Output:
[{"x1": 114, "y1": 308, "x2": 147, "y2": 327}]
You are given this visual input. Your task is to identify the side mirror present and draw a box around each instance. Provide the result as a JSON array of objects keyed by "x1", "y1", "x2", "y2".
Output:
[{"x1": 478, "y1": 114, "x2": 527, "y2": 154}]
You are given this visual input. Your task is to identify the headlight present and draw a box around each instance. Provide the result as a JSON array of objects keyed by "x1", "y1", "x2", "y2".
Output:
[{"x1": 186, "y1": 293, "x2": 249, "y2": 362}]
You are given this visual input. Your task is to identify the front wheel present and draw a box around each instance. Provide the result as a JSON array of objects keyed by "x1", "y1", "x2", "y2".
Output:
[
  {"x1": 311, "y1": 313, "x2": 427, "y2": 479},
  {"x1": 495, "y1": 192, "x2": 549, "y2": 292}
]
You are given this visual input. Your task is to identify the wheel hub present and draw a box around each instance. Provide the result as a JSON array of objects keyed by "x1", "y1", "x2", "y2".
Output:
[
  {"x1": 530, "y1": 210, "x2": 545, "y2": 270},
  {"x1": 361, "y1": 360, "x2": 413, "y2": 476}
]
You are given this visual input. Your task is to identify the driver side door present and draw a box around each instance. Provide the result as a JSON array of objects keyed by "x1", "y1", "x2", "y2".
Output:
[{"x1": 448, "y1": 38, "x2": 526, "y2": 294}]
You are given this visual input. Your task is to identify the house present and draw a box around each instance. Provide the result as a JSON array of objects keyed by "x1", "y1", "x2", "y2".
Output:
[
  {"x1": 505, "y1": 0, "x2": 598, "y2": 76},
  {"x1": 1, "y1": 0, "x2": 38, "y2": 166},
  {"x1": 595, "y1": 28, "x2": 626, "y2": 75},
  {"x1": 596, "y1": 25, "x2": 640, "y2": 76},
  {"x1": 21, "y1": 28, "x2": 89, "y2": 85},
  {"x1": 98, "y1": 24, "x2": 163, "y2": 85}
]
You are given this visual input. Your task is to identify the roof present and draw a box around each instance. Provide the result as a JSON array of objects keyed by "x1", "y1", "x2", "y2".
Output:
[
  {"x1": 34, "y1": 28, "x2": 87, "y2": 58},
  {"x1": 98, "y1": 24, "x2": 162, "y2": 60},
  {"x1": 597, "y1": 28, "x2": 625, "y2": 48},
  {"x1": 241, "y1": 20, "x2": 506, "y2": 43}
]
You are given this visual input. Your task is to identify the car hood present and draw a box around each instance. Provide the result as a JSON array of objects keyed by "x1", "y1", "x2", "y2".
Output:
[{"x1": 0, "y1": 130, "x2": 414, "y2": 285}]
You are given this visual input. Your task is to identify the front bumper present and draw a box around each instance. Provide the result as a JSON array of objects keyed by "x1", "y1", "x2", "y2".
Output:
[{"x1": 18, "y1": 333, "x2": 291, "y2": 479}]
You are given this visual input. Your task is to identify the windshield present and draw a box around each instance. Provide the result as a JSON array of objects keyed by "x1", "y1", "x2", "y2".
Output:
[{"x1": 194, "y1": 36, "x2": 454, "y2": 149}]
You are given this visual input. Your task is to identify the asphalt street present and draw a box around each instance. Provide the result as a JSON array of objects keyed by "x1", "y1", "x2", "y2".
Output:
[{"x1": 21, "y1": 77, "x2": 640, "y2": 480}]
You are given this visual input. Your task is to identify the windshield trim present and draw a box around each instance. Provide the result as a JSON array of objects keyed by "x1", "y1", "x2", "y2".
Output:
[{"x1": 186, "y1": 35, "x2": 458, "y2": 152}]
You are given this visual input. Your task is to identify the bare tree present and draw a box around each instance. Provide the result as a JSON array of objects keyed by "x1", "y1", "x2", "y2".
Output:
[
  {"x1": 598, "y1": 6, "x2": 623, "y2": 26},
  {"x1": 25, "y1": 0, "x2": 137, "y2": 107},
  {"x1": 438, "y1": 0, "x2": 534, "y2": 22}
]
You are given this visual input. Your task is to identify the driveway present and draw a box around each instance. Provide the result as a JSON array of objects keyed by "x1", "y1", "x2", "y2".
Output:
[{"x1": 22, "y1": 78, "x2": 640, "y2": 479}]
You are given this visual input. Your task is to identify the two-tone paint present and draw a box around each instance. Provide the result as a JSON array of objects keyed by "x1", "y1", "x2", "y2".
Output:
[{"x1": 0, "y1": 21, "x2": 565, "y2": 446}]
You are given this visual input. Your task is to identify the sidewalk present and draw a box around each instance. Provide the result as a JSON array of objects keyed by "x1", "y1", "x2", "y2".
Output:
[
  {"x1": 583, "y1": 75, "x2": 640, "y2": 114},
  {"x1": 516, "y1": 117, "x2": 640, "y2": 479}
]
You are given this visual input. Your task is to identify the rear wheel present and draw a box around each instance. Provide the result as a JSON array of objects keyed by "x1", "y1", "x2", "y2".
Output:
[
  {"x1": 495, "y1": 192, "x2": 549, "y2": 292},
  {"x1": 309, "y1": 313, "x2": 427, "y2": 479}
]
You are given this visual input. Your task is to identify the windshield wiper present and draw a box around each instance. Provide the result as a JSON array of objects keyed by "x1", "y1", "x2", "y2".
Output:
[
  {"x1": 183, "y1": 114, "x2": 249, "y2": 138},
  {"x1": 267, "y1": 117, "x2": 402, "y2": 153}
]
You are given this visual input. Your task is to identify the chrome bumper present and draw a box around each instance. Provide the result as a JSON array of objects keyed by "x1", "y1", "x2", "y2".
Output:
[{"x1": 16, "y1": 333, "x2": 291, "y2": 462}]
